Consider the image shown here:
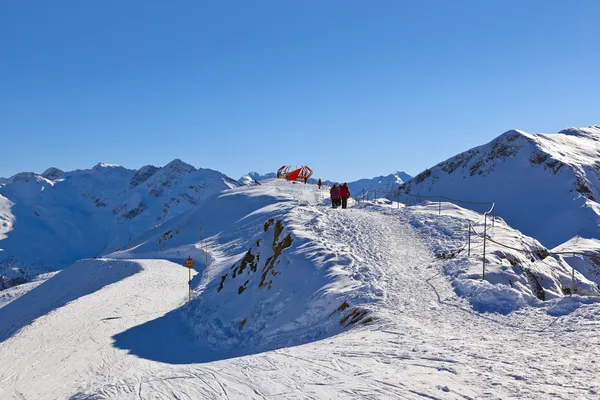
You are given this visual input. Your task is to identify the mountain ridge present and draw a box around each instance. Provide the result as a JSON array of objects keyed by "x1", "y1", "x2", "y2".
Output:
[{"x1": 400, "y1": 125, "x2": 600, "y2": 247}]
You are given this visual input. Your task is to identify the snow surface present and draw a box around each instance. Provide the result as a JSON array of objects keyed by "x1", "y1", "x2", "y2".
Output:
[
  {"x1": 400, "y1": 125, "x2": 600, "y2": 248},
  {"x1": 1, "y1": 180, "x2": 598, "y2": 399}
]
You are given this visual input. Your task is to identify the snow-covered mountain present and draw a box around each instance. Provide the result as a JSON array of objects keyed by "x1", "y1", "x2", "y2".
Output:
[
  {"x1": 400, "y1": 126, "x2": 600, "y2": 248},
  {"x1": 0, "y1": 160, "x2": 238, "y2": 287},
  {"x1": 238, "y1": 171, "x2": 277, "y2": 185},
  {"x1": 346, "y1": 171, "x2": 412, "y2": 197}
]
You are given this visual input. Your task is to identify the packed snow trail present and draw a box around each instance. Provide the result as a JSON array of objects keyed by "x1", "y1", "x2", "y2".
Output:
[
  {"x1": 0, "y1": 182, "x2": 598, "y2": 399},
  {"x1": 0, "y1": 259, "x2": 200, "y2": 399},
  {"x1": 309, "y1": 203, "x2": 599, "y2": 398}
]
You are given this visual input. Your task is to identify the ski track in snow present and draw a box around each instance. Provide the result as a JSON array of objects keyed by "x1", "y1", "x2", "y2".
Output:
[{"x1": 0, "y1": 183, "x2": 598, "y2": 399}]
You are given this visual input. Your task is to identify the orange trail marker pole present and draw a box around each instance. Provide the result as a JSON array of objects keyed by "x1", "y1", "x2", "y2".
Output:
[{"x1": 184, "y1": 257, "x2": 194, "y2": 302}]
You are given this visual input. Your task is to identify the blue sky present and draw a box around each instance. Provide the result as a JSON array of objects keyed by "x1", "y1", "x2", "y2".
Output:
[{"x1": 1, "y1": 1, "x2": 599, "y2": 182}]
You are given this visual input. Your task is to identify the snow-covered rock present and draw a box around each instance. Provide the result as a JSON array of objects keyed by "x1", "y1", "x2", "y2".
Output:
[{"x1": 400, "y1": 125, "x2": 600, "y2": 247}]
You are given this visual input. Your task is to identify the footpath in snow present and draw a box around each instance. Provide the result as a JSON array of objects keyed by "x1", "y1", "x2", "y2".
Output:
[{"x1": 0, "y1": 180, "x2": 598, "y2": 399}]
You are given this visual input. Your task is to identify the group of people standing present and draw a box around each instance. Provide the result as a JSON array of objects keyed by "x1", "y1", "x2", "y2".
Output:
[{"x1": 330, "y1": 183, "x2": 350, "y2": 209}]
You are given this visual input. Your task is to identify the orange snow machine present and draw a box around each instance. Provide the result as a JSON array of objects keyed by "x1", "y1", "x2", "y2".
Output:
[{"x1": 277, "y1": 165, "x2": 313, "y2": 182}]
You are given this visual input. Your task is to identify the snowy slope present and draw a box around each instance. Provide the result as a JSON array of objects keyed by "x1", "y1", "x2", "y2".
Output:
[
  {"x1": 1, "y1": 180, "x2": 598, "y2": 399},
  {"x1": 404, "y1": 201, "x2": 599, "y2": 312},
  {"x1": 400, "y1": 125, "x2": 600, "y2": 247},
  {"x1": 110, "y1": 181, "x2": 369, "y2": 359},
  {"x1": 0, "y1": 160, "x2": 238, "y2": 286}
]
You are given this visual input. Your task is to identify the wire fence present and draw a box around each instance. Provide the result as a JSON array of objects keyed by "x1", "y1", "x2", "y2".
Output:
[{"x1": 352, "y1": 187, "x2": 599, "y2": 295}]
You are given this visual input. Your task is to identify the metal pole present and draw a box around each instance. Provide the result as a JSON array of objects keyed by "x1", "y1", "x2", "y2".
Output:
[
  {"x1": 188, "y1": 267, "x2": 191, "y2": 302},
  {"x1": 482, "y1": 214, "x2": 487, "y2": 280},
  {"x1": 492, "y1": 207, "x2": 495, "y2": 227},
  {"x1": 438, "y1": 196, "x2": 441, "y2": 215},
  {"x1": 468, "y1": 223, "x2": 471, "y2": 257},
  {"x1": 571, "y1": 263, "x2": 575, "y2": 296}
]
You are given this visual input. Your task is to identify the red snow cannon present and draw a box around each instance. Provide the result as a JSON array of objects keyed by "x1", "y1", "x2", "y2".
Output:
[{"x1": 277, "y1": 165, "x2": 313, "y2": 182}]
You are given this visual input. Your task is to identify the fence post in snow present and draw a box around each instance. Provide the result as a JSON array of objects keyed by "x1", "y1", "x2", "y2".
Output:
[
  {"x1": 571, "y1": 262, "x2": 575, "y2": 296},
  {"x1": 468, "y1": 223, "x2": 471, "y2": 257},
  {"x1": 438, "y1": 197, "x2": 441, "y2": 215},
  {"x1": 482, "y1": 214, "x2": 487, "y2": 280}
]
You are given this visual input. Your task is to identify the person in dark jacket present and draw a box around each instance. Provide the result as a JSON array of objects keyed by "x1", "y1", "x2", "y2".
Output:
[
  {"x1": 317, "y1": 178, "x2": 322, "y2": 189},
  {"x1": 330, "y1": 184, "x2": 341, "y2": 208},
  {"x1": 340, "y1": 183, "x2": 350, "y2": 209}
]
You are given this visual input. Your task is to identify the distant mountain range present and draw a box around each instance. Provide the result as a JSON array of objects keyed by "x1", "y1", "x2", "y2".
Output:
[{"x1": 0, "y1": 159, "x2": 238, "y2": 287}]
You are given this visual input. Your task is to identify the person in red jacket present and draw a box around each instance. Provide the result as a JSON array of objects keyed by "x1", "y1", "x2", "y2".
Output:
[{"x1": 340, "y1": 183, "x2": 350, "y2": 209}]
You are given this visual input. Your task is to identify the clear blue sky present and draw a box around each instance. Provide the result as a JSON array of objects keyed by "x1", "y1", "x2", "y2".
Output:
[{"x1": 1, "y1": 1, "x2": 599, "y2": 182}]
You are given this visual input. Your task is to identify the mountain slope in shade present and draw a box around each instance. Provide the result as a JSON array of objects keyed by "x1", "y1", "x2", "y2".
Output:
[
  {"x1": 400, "y1": 126, "x2": 600, "y2": 248},
  {"x1": 0, "y1": 160, "x2": 239, "y2": 286}
]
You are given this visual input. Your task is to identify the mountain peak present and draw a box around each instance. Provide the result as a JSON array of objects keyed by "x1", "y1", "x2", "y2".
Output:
[
  {"x1": 164, "y1": 159, "x2": 196, "y2": 173},
  {"x1": 41, "y1": 167, "x2": 65, "y2": 180},
  {"x1": 92, "y1": 162, "x2": 124, "y2": 171}
]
